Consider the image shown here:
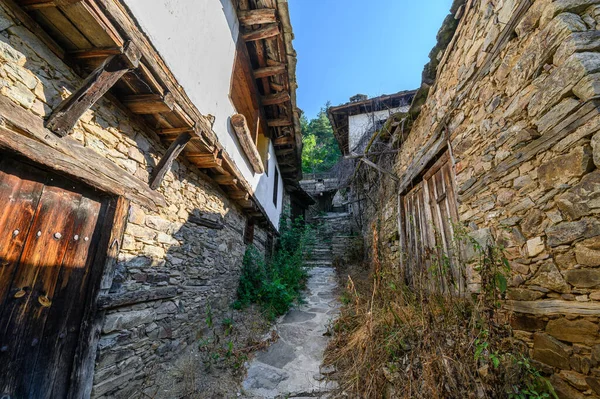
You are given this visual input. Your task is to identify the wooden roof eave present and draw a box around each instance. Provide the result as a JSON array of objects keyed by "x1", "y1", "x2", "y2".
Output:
[{"x1": 8, "y1": 0, "x2": 277, "y2": 230}]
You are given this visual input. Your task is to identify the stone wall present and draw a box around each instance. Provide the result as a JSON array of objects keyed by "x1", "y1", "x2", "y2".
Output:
[
  {"x1": 0, "y1": 5, "x2": 268, "y2": 398},
  {"x1": 360, "y1": 0, "x2": 600, "y2": 396}
]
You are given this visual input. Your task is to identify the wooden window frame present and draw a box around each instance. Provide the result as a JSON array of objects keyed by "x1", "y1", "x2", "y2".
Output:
[{"x1": 273, "y1": 168, "x2": 279, "y2": 207}]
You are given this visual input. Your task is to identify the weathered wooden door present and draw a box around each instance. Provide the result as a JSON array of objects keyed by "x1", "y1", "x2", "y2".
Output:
[
  {"x1": 0, "y1": 156, "x2": 109, "y2": 398},
  {"x1": 401, "y1": 152, "x2": 462, "y2": 292}
]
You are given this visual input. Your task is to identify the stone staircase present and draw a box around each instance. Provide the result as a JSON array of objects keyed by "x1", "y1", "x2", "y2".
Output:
[{"x1": 304, "y1": 212, "x2": 356, "y2": 268}]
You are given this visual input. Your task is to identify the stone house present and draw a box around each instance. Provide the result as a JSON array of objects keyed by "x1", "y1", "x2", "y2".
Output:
[
  {"x1": 329, "y1": 90, "x2": 415, "y2": 156},
  {"x1": 0, "y1": 0, "x2": 307, "y2": 397},
  {"x1": 331, "y1": 0, "x2": 600, "y2": 397}
]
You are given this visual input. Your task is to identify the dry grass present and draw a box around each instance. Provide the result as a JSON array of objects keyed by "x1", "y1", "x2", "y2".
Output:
[{"x1": 324, "y1": 260, "x2": 553, "y2": 399}]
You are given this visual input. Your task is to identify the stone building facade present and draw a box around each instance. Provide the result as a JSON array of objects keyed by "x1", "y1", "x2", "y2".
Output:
[
  {"x1": 333, "y1": 0, "x2": 600, "y2": 396},
  {"x1": 0, "y1": 1, "x2": 305, "y2": 398}
]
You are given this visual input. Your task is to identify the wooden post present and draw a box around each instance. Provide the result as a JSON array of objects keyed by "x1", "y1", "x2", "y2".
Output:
[
  {"x1": 45, "y1": 41, "x2": 140, "y2": 136},
  {"x1": 149, "y1": 131, "x2": 193, "y2": 190}
]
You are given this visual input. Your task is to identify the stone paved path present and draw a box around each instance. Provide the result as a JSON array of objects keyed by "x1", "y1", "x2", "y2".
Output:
[{"x1": 242, "y1": 266, "x2": 339, "y2": 398}]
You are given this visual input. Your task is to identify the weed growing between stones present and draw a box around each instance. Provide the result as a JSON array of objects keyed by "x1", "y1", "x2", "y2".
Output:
[
  {"x1": 234, "y1": 210, "x2": 315, "y2": 320},
  {"x1": 324, "y1": 227, "x2": 557, "y2": 399}
]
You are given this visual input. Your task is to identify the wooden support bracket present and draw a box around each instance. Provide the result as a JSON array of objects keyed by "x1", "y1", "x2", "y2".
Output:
[
  {"x1": 149, "y1": 131, "x2": 193, "y2": 190},
  {"x1": 122, "y1": 93, "x2": 175, "y2": 114},
  {"x1": 230, "y1": 114, "x2": 265, "y2": 174},
  {"x1": 45, "y1": 41, "x2": 141, "y2": 136},
  {"x1": 254, "y1": 64, "x2": 286, "y2": 79},
  {"x1": 213, "y1": 175, "x2": 238, "y2": 186},
  {"x1": 242, "y1": 24, "x2": 280, "y2": 41},
  {"x1": 262, "y1": 91, "x2": 290, "y2": 106},
  {"x1": 267, "y1": 118, "x2": 293, "y2": 127},
  {"x1": 238, "y1": 9, "x2": 277, "y2": 26}
]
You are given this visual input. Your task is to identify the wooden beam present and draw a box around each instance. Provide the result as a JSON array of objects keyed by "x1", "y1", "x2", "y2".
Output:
[
  {"x1": 238, "y1": 9, "x2": 277, "y2": 26},
  {"x1": 275, "y1": 148, "x2": 295, "y2": 156},
  {"x1": 360, "y1": 158, "x2": 400, "y2": 182},
  {"x1": 505, "y1": 300, "x2": 600, "y2": 316},
  {"x1": 68, "y1": 47, "x2": 122, "y2": 59},
  {"x1": 262, "y1": 91, "x2": 290, "y2": 106},
  {"x1": 229, "y1": 191, "x2": 250, "y2": 201},
  {"x1": 22, "y1": 0, "x2": 81, "y2": 10},
  {"x1": 254, "y1": 64, "x2": 286, "y2": 79},
  {"x1": 187, "y1": 153, "x2": 222, "y2": 168},
  {"x1": 213, "y1": 175, "x2": 238, "y2": 186},
  {"x1": 239, "y1": 199, "x2": 255, "y2": 209},
  {"x1": 242, "y1": 24, "x2": 280, "y2": 41},
  {"x1": 122, "y1": 93, "x2": 175, "y2": 114},
  {"x1": 230, "y1": 114, "x2": 265, "y2": 174},
  {"x1": 45, "y1": 42, "x2": 141, "y2": 136},
  {"x1": 274, "y1": 135, "x2": 294, "y2": 146},
  {"x1": 0, "y1": 95, "x2": 164, "y2": 210},
  {"x1": 267, "y1": 118, "x2": 293, "y2": 127},
  {"x1": 149, "y1": 131, "x2": 192, "y2": 190}
]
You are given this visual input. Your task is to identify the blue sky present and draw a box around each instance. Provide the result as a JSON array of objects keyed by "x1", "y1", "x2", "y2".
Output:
[{"x1": 288, "y1": 0, "x2": 453, "y2": 119}]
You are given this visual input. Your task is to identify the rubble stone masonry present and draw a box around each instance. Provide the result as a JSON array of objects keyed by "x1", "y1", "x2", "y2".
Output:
[
  {"x1": 367, "y1": 0, "x2": 600, "y2": 396},
  {"x1": 0, "y1": 4, "x2": 269, "y2": 398}
]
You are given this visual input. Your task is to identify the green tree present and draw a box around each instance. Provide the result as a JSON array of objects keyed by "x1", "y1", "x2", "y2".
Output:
[{"x1": 301, "y1": 103, "x2": 341, "y2": 173}]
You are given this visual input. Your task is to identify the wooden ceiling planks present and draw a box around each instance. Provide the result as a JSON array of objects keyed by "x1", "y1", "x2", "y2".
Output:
[
  {"x1": 11, "y1": 0, "x2": 280, "y2": 231},
  {"x1": 235, "y1": 0, "x2": 301, "y2": 177}
]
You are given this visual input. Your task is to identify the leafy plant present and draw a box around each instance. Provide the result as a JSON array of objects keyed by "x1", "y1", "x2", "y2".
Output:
[
  {"x1": 301, "y1": 105, "x2": 341, "y2": 174},
  {"x1": 234, "y1": 209, "x2": 314, "y2": 319}
]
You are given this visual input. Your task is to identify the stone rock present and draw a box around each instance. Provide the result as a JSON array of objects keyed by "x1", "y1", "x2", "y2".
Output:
[
  {"x1": 527, "y1": 236, "x2": 545, "y2": 257},
  {"x1": 145, "y1": 216, "x2": 172, "y2": 233},
  {"x1": 536, "y1": 97, "x2": 581, "y2": 134},
  {"x1": 506, "y1": 288, "x2": 545, "y2": 301},
  {"x1": 556, "y1": 170, "x2": 600, "y2": 220},
  {"x1": 573, "y1": 71, "x2": 600, "y2": 100},
  {"x1": 128, "y1": 146, "x2": 145, "y2": 164},
  {"x1": 575, "y1": 235, "x2": 600, "y2": 266},
  {"x1": 546, "y1": 318, "x2": 600, "y2": 345},
  {"x1": 128, "y1": 204, "x2": 145, "y2": 225},
  {"x1": 564, "y1": 268, "x2": 600, "y2": 288},
  {"x1": 554, "y1": 251, "x2": 577, "y2": 270},
  {"x1": 521, "y1": 209, "x2": 545, "y2": 237},
  {"x1": 511, "y1": 314, "x2": 547, "y2": 332},
  {"x1": 537, "y1": 146, "x2": 594, "y2": 189},
  {"x1": 528, "y1": 262, "x2": 570, "y2": 293},
  {"x1": 586, "y1": 376, "x2": 600, "y2": 396},
  {"x1": 102, "y1": 309, "x2": 155, "y2": 334},
  {"x1": 529, "y1": 52, "x2": 600, "y2": 117},
  {"x1": 559, "y1": 370, "x2": 588, "y2": 391},
  {"x1": 550, "y1": 374, "x2": 587, "y2": 399},
  {"x1": 533, "y1": 332, "x2": 572, "y2": 369},
  {"x1": 546, "y1": 217, "x2": 600, "y2": 247},
  {"x1": 254, "y1": 340, "x2": 296, "y2": 368},
  {"x1": 591, "y1": 131, "x2": 600, "y2": 167},
  {"x1": 1, "y1": 82, "x2": 34, "y2": 108}
]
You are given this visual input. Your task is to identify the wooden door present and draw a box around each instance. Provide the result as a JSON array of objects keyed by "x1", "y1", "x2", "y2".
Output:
[
  {"x1": 0, "y1": 156, "x2": 109, "y2": 399},
  {"x1": 401, "y1": 152, "x2": 462, "y2": 292}
]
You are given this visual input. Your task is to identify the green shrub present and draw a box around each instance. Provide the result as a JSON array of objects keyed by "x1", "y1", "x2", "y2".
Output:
[{"x1": 234, "y1": 210, "x2": 313, "y2": 319}]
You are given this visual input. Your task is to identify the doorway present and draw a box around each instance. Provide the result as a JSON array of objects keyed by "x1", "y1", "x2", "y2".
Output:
[{"x1": 0, "y1": 155, "x2": 111, "y2": 398}]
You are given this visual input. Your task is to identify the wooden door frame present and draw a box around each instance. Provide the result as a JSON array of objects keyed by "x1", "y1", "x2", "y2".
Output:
[
  {"x1": 68, "y1": 195, "x2": 129, "y2": 399},
  {"x1": 0, "y1": 151, "x2": 129, "y2": 399}
]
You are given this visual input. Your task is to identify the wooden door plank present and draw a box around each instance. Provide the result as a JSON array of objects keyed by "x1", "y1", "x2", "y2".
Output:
[
  {"x1": 31, "y1": 196, "x2": 104, "y2": 399},
  {"x1": 0, "y1": 158, "x2": 46, "y2": 313},
  {"x1": 0, "y1": 184, "x2": 83, "y2": 397},
  {"x1": 70, "y1": 196, "x2": 129, "y2": 399}
]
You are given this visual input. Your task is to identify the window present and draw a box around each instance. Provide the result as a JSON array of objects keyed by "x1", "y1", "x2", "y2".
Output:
[
  {"x1": 273, "y1": 168, "x2": 279, "y2": 207},
  {"x1": 243, "y1": 219, "x2": 254, "y2": 245}
]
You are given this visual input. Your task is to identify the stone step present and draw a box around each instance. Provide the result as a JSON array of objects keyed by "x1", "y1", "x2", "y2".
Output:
[{"x1": 304, "y1": 260, "x2": 333, "y2": 267}]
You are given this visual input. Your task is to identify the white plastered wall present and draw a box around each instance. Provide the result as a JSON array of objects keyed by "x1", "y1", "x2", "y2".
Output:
[
  {"x1": 348, "y1": 106, "x2": 409, "y2": 152},
  {"x1": 122, "y1": 0, "x2": 283, "y2": 227}
]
